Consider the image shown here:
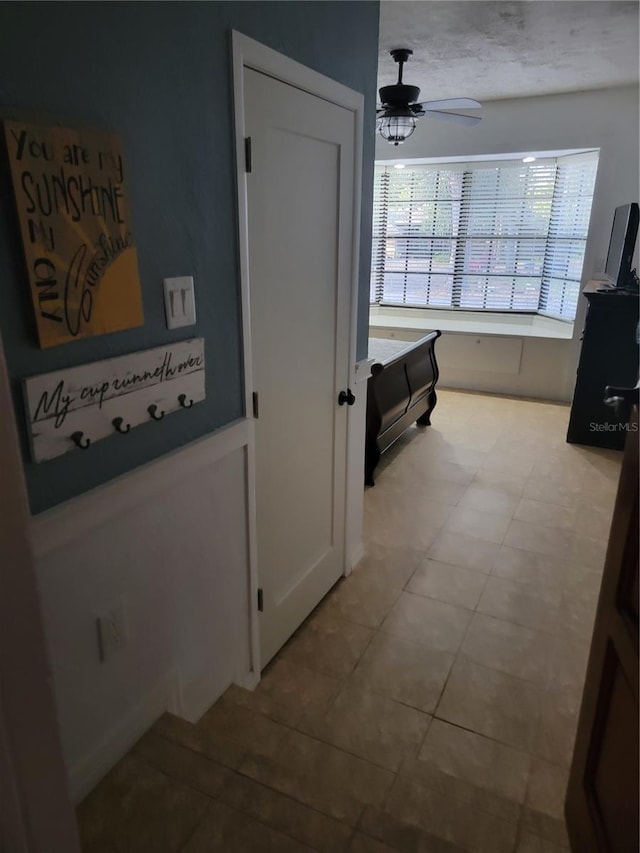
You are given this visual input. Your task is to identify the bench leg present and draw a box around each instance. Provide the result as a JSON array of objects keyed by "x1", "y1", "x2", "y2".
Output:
[
  {"x1": 364, "y1": 442, "x2": 380, "y2": 487},
  {"x1": 416, "y1": 389, "x2": 437, "y2": 426}
]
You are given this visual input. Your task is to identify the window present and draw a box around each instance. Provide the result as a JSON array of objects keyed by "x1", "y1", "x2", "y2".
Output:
[{"x1": 370, "y1": 152, "x2": 599, "y2": 321}]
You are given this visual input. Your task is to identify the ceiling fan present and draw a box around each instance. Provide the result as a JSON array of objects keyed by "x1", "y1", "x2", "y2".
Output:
[{"x1": 377, "y1": 48, "x2": 482, "y2": 146}]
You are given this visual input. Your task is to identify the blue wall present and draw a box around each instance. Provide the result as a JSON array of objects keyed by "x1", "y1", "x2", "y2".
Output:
[{"x1": 0, "y1": 1, "x2": 379, "y2": 513}]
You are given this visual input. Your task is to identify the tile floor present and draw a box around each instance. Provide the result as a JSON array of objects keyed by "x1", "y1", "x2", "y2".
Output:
[{"x1": 77, "y1": 390, "x2": 622, "y2": 852}]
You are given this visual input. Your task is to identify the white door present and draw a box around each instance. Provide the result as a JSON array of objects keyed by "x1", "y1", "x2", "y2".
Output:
[{"x1": 244, "y1": 67, "x2": 356, "y2": 666}]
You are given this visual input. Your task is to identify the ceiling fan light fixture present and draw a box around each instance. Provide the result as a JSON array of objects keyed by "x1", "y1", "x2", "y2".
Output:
[
  {"x1": 378, "y1": 115, "x2": 417, "y2": 146},
  {"x1": 376, "y1": 48, "x2": 482, "y2": 144}
]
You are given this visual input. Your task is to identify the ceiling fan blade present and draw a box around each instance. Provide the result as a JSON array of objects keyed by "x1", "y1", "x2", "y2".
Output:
[
  {"x1": 418, "y1": 98, "x2": 482, "y2": 111},
  {"x1": 426, "y1": 111, "x2": 482, "y2": 126}
]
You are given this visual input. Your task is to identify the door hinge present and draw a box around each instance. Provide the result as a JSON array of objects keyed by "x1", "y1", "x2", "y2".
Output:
[
  {"x1": 244, "y1": 136, "x2": 252, "y2": 173},
  {"x1": 257, "y1": 588, "x2": 264, "y2": 612},
  {"x1": 252, "y1": 391, "x2": 259, "y2": 419}
]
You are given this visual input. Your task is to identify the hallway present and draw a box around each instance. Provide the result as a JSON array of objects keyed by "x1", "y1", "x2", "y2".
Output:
[{"x1": 78, "y1": 390, "x2": 621, "y2": 852}]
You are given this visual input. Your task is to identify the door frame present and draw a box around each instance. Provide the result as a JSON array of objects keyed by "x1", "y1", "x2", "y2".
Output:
[{"x1": 231, "y1": 31, "x2": 364, "y2": 682}]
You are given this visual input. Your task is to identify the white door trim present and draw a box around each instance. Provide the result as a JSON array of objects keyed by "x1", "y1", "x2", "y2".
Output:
[{"x1": 231, "y1": 31, "x2": 365, "y2": 680}]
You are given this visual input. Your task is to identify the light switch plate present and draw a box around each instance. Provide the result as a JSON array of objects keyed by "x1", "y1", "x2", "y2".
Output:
[{"x1": 163, "y1": 276, "x2": 196, "y2": 329}]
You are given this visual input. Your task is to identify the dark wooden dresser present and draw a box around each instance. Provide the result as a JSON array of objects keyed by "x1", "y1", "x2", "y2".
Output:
[{"x1": 567, "y1": 282, "x2": 639, "y2": 449}]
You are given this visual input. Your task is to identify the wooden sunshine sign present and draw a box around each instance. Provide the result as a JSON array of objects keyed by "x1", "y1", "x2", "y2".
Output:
[{"x1": 4, "y1": 120, "x2": 144, "y2": 348}]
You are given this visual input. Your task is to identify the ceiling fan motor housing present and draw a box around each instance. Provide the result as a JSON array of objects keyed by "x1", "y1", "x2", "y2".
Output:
[{"x1": 378, "y1": 84, "x2": 421, "y2": 110}]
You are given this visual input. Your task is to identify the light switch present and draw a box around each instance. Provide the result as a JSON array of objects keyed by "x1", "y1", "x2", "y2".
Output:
[{"x1": 163, "y1": 276, "x2": 196, "y2": 329}]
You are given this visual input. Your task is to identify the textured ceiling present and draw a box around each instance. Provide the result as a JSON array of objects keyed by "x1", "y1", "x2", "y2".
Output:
[{"x1": 378, "y1": 1, "x2": 640, "y2": 102}]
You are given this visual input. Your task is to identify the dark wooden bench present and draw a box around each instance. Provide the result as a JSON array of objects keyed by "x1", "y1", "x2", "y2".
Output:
[{"x1": 365, "y1": 331, "x2": 441, "y2": 486}]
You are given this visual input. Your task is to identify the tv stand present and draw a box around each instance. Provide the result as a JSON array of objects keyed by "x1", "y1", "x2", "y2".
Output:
[{"x1": 567, "y1": 281, "x2": 639, "y2": 449}]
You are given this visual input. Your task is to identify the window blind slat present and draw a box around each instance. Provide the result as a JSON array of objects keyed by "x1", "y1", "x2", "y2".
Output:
[
  {"x1": 539, "y1": 155, "x2": 597, "y2": 319},
  {"x1": 370, "y1": 154, "x2": 598, "y2": 319}
]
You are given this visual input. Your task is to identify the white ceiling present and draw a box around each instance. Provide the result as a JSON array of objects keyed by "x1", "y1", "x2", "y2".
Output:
[{"x1": 378, "y1": 1, "x2": 640, "y2": 102}]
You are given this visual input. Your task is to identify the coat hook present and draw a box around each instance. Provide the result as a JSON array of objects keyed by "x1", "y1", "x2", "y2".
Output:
[
  {"x1": 148, "y1": 404, "x2": 165, "y2": 421},
  {"x1": 71, "y1": 431, "x2": 91, "y2": 449},
  {"x1": 178, "y1": 394, "x2": 193, "y2": 409},
  {"x1": 112, "y1": 417, "x2": 131, "y2": 434}
]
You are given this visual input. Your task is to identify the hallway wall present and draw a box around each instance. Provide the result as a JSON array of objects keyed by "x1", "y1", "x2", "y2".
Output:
[
  {"x1": 0, "y1": 1, "x2": 379, "y2": 800},
  {"x1": 0, "y1": 1, "x2": 379, "y2": 513}
]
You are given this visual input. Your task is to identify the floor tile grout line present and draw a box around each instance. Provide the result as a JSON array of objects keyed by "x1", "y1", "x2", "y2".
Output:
[
  {"x1": 393, "y1": 586, "x2": 485, "y2": 613},
  {"x1": 203, "y1": 681, "x2": 426, "y2": 784},
  {"x1": 186, "y1": 789, "x2": 327, "y2": 853},
  {"x1": 429, "y1": 571, "x2": 481, "y2": 723},
  {"x1": 221, "y1": 793, "x2": 329, "y2": 852},
  {"x1": 231, "y1": 753, "x2": 378, "y2": 834},
  {"x1": 176, "y1": 799, "x2": 217, "y2": 853},
  {"x1": 437, "y1": 647, "x2": 551, "y2": 694},
  {"x1": 228, "y1": 769, "x2": 360, "y2": 826},
  {"x1": 284, "y1": 717, "x2": 421, "y2": 776},
  {"x1": 344, "y1": 673, "x2": 444, "y2": 718},
  {"x1": 420, "y1": 715, "x2": 534, "y2": 763},
  {"x1": 222, "y1": 761, "x2": 363, "y2": 839},
  {"x1": 381, "y1": 753, "x2": 526, "y2": 837},
  {"x1": 229, "y1": 695, "x2": 408, "y2": 778},
  {"x1": 409, "y1": 698, "x2": 436, "y2": 767},
  {"x1": 131, "y1": 742, "x2": 244, "y2": 799}
]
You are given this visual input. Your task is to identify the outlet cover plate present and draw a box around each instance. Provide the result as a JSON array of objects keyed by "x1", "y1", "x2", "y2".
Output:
[{"x1": 97, "y1": 603, "x2": 127, "y2": 662}]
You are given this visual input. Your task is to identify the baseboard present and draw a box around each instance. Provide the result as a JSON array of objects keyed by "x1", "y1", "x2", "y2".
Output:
[
  {"x1": 69, "y1": 670, "x2": 179, "y2": 803},
  {"x1": 169, "y1": 670, "x2": 231, "y2": 725},
  {"x1": 348, "y1": 542, "x2": 365, "y2": 574},
  {"x1": 237, "y1": 670, "x2": 260, "y2": 691}
]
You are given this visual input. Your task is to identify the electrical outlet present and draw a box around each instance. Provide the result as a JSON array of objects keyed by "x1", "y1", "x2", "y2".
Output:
[{"x1": 97, "y1": 603, "x2": 127, "y2": 662}]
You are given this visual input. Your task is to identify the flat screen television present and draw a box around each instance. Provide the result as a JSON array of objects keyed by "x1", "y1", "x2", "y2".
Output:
[{"x1": 604, "y1": 202, "x2": 639, "y2": 288}]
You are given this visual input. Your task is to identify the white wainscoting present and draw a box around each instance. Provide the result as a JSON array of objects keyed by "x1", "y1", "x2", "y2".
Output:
[
  {"x1": 30, "y1": 406, "x2": 367, "y2": 803},
  {"x1": 31, "y1": 418, "x2": 254, "y2": 803},
  {"x1": 437, "y1": 333, "x2": 524, "y2": 376}
]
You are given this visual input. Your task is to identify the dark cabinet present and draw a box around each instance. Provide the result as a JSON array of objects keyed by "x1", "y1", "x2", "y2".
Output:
[
  {"x1": 567, "y1": 282, "x2": 639, "y2": 449},
  {"x1": 565, "y1": 406, "x2": 638, "y2": 852}
]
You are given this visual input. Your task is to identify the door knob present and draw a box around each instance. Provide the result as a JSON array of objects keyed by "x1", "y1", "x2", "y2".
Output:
[
  {"x1": 338, "y1": 388, "x2": 356, "y2": 406},
  {"x1": 604, "y1": 384, "x2": 639, "y2": 420}
]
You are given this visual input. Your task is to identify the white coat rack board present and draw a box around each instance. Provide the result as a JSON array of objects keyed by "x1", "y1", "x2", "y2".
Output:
[{"x1": 24, "y1": 338, "x2": 205, "y2": 462}]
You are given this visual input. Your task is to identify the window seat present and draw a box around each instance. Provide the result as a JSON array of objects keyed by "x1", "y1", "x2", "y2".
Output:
[{"x1": 370, "y1": 305, "x2": 574, "y2": 340}]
